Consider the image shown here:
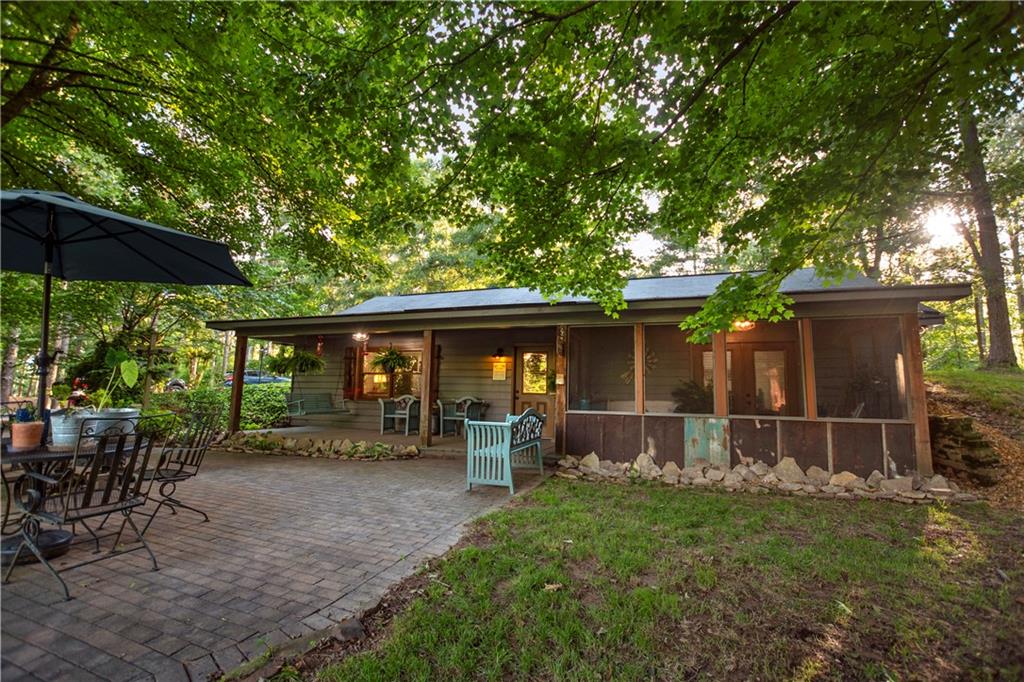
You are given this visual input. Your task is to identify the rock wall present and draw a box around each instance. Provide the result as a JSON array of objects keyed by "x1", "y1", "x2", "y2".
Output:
[{"x1": 928, "y1": 415, "x2": 1002, "y2": 486}]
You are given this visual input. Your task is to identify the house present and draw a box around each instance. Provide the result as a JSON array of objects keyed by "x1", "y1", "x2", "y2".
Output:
[{"x1": 205, "y1": 269, "x2": 970, "y2": 477}]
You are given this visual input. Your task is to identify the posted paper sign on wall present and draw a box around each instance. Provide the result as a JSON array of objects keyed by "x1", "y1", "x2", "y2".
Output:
[{"x1": 492, "y1": 362, "x2": 507, "y2": 381}]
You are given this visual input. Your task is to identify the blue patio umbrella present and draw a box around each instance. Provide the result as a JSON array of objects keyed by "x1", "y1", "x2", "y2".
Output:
[{"x1": 1, "y1": 189, "x2": 251, "y2": 429}]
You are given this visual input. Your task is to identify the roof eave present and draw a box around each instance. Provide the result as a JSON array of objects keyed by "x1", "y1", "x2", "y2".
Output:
[{"x1": 206, "y1": 282, "x2": 972, "y2": 334}]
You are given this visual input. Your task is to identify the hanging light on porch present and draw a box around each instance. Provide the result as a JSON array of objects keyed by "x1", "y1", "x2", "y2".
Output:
[
  {"x1": 352, "y1": 332, "x2": 370, "y2": 343},
  {"x1": 732, "y1": 320, "x2": 756, "y2": 332}
]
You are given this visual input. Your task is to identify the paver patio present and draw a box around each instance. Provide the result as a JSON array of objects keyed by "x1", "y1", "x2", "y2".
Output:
[{"x1": 1, "y1": 451, "x2": 540, "y2": 681}]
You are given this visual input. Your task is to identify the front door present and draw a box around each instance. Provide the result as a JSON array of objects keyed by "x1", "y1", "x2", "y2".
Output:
[{"x1": 514, "y1": 347, "x2": 555, "y2": 438}]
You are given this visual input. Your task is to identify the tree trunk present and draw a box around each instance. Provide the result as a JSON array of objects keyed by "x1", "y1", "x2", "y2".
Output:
[
  {"x1": 960, "y1": 109, "x2": 1019, "y2": 368},
  {"x1": 1, "y1": 328, "x2": 20, "y2": 403},
  {"x1": 1, "y1": 11, "x2": 80, "y2": 125},
  {"x1": 140, "y1": 310, "x2": 160, "y2": 409},
  {"x1": 188, "y1": 355, "x2": 200, "y2": 386},
  {"x1": 44, "y1": 330, "x2": 69, "y2": 409},
  {"x1": 1010, "y1": 226, "x2": 1024, "y2": 332},
  {"x1": 973, "y1": 289, "x2": 987, "y2": 364}
]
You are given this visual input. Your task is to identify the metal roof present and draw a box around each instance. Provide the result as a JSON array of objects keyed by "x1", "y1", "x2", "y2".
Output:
[
  {"x1": 206, "y1": 268, "x2": 972, "y2": 335},
  {"x1": 339, "y1": 268, "x2": 880, "y2": 316}
]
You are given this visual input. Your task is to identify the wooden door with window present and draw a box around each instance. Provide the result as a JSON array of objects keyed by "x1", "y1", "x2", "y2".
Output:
[
  {"x1": 699, "y1": 342, "x2": 803, "y2": 416},
  {"x1": 514, "y1": 347, "x2": 555, "y2": 438}
]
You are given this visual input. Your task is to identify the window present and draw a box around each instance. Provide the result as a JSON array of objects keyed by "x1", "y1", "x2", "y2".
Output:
[
  {"x1": 360, "y1": 349, "x2": 422, "y2": 398},
  {"x1": 568, "y1": 326, "x2": 635, "y2": 412},
  {"x1": 812, "y1": 317, "x2": 907, "y2": 419},
  {"x1": 521, "y1": 352, "x2": 549, "y2": 394},
  {"x1": 644, "y1": 324, "x2": 713, "y2": 414}
]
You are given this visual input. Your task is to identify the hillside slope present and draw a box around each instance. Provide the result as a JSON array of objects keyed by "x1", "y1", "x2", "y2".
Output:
[{"x1": 927, "y1": 369, "x2": 1024, "y2": 510}]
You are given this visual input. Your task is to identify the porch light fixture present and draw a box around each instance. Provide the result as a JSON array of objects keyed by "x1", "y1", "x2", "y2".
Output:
[
  {"x1": 352, "y1": 332, "x2": 370, "y2": 343},
  {"x1": 732, "y1": 320, "x2": 756, "y2": 332},
  {"x1": 492, "y1": 347, "x2": 505, "y2": 359}
]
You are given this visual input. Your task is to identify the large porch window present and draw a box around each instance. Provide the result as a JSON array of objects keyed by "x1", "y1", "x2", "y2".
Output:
[
  {"x1": 812, "y1": 317, "x2": 907, "y2": 419},
  {"x1": 568, "y1": 326, "x2": 635, "y2": 412},
  {"x1": 360, "y1": 348, "x2": 422, "y2": 398},
  {"x1": 643, "y1": 324, "x2": 713, "y2": 414}
]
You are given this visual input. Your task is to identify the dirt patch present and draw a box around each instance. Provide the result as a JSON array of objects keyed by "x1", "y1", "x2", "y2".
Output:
[{"x1": 929, "y1": 386, "x2": 1024, "y2": 511}]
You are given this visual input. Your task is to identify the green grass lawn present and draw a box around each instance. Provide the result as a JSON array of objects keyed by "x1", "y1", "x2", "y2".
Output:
[
  {"x1": 926, "y1": 367, "x2": 1024, "y2": 421},
  {"x1": 306, "y1": 480, "x2": 1023, "y2": 681}
]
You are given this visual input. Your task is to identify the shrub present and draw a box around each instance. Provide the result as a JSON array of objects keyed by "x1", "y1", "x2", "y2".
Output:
[{"x1": 151, "y1": 383, "x2": 291, "y2": 431}]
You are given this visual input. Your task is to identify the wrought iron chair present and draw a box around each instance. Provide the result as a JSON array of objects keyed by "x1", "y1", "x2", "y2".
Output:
[
  {"x1": 138, "y1": 409, "x2": 221, "y2": 535},
  {"x1": 379, "y1": 395, "x2": 420, "y2": 435},
  {"x1": 437, "y1": 397, "x2": 489, "y2": 437},
  {"x1": 2, "y1": 414, "x2": 169, "y2": 600}
]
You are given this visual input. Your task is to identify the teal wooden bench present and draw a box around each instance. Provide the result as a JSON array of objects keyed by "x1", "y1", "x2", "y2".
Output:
[
  {"x1": 465, "y1": 409, "x2": 546, "y2": 494},
  {"x1": 287, "y1": 393, "x2": 348, "y2": 421}
]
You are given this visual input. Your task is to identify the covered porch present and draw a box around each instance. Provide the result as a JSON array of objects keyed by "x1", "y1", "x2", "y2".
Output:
[{"x1": 227, "y1": 325, "x2": 564, "y2": 451}]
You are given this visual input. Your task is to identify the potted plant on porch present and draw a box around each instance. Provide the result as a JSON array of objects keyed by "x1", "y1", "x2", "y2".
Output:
[
  {"x1": 49, "y1": 383, "x2": 91, "y2": 448},
  {"x1": 9, "y1": 404, "x2": 44, "y2": 450},
  {"x1": 370, "y1": 346, "x2": 414, "y2": 398},
  {"x1": 79, "y1": 351, "x2": 142, "y2": 434}
]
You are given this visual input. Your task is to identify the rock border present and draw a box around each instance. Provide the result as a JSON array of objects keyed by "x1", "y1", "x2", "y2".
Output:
[
  {"x1": 556, "y1": 453, "x2": 981, "y2": 505},
  {"x1": 215, "y1": 431, "x2": 421, "y2": 461}
]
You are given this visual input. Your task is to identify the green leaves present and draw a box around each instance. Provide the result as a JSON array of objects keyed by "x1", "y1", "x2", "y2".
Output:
[{"x1": 120, "y1": 359, "x2": 139, "y2": 389}]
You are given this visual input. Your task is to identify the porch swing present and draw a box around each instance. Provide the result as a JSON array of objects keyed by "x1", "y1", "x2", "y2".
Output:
[{"x1": 286, "y1": 341, "x2": 350, "y2": 422}]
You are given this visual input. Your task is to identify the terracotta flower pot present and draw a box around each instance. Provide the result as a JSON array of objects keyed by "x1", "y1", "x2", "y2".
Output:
[{"x1": 10, "y1": 421, "x2": 45, "y2": 450}]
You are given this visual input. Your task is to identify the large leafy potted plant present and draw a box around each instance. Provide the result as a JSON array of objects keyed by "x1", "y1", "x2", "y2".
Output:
[
  {"x1": 80, "y1": 351, "x2": 142, "y2": 434},
  {"x1": 10, "y1": 404, "x2": 44, "y2": 450},
  {"x1": 370, "y1": 346, "x2": 414, "y2": 398}
]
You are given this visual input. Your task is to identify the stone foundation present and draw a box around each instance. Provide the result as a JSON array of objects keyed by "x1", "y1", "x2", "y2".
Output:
[
  {"x1": 216, "y1": 431, "x2": 421, "y2": 460},
  {"x1": 557, "y1": 452, "x2": 981, "y2": 505},
  {"x1": 928, "y1": 415, "x2": 1002, "y2": 486}
]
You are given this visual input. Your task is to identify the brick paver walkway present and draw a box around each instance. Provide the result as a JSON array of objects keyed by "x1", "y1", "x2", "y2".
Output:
[{"x1": 2, "y1": 452, "x2": 534, "y2": 681}]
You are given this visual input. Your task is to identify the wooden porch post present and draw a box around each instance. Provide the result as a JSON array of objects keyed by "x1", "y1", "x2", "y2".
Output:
[
  {"x1": 555, "y1": 325, "x2": 567, "y2": 454},
  {"x1": 712, "y1": 331, "x2": 728, "y2": 417},
  {"x1": 901, "y1": 313, "x2": 933, "y2": 475},
  {"x1": 228, "y1": 334, "x2": 248, "y2": 433},
  {"x1": 419, "y1": 329, "x2": 435, "y2": 447},
  {"x1": 634, "y1": 324, "x2": 645, "y2": 415},
  {"x1": 799, "y1": 319, "x2": 818, "y2": 420}
]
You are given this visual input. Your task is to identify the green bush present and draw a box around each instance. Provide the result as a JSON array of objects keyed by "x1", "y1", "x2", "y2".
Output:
[{"x1": 152, "y1": 383, "x2": 291, "y2": 431}]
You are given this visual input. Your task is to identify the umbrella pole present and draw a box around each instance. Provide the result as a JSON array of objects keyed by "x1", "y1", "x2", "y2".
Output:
[{"x1": 36, "y1": 206, "x2": 55, "y2": 444}]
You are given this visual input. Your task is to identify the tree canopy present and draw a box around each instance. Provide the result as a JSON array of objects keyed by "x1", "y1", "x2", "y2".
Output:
[{"x1": 2, "y1": 1, "x2": 1022, "y2": 372}]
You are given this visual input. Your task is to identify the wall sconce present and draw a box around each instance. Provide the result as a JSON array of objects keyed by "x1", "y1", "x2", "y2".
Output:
[
  {"x1": 315, "y1": 335, "x2": 325, "y2": 356},
  {"x1": 492, "y1": 347, "x2": 504, "y2": 359},
  {"x1": 732, "y1": 320, "x2": 756, "y2": 332},
  {"x1": 352, "y1": 332, "x2": 370, "y2": 344}
]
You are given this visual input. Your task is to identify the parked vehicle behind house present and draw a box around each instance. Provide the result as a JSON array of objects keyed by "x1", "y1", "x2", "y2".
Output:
[{"x1": 223, "y1": 371, "x2": 290, "y2": 386}]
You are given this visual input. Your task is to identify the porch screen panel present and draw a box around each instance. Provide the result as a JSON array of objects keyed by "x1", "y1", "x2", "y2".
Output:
[
  {"x1": 568, "y1": 327, "x2": 635, "y2": 412},
  {"x1": 643, "y1": 324, "x2": 712, "y2": 414},
  {"x1": 812, "y1": 317, "x2": 907, "y2": 420}
]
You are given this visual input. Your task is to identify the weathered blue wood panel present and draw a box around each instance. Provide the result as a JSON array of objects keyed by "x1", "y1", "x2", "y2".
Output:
[{"x1": 683, "y1": 417, "x2": 730, "y2": 467}]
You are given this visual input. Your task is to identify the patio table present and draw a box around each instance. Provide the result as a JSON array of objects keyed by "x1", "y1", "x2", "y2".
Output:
[{"x1": 1, "y1": 445, "x2": 109, "y2": 566}]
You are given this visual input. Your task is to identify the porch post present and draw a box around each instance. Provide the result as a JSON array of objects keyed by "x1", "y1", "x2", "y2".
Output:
[
  {"x1": 799, "y1": 319, "x2": 818, "y2": 420},
  {"x1": 555, "y1": 325, "x2": 568, "y2": 454},
  {"x1": 634, "y1": 324, "x2": 645, "y2": 415},
  {"x1": 900, "y1": 313, "x2": 933, "y2": 475},
  {"x1": 712, "y1": 331, "x2": 728, "y2": 417},
  {"x1": 228, "y1": 334, "x2": 248, "y2": 433},
  {"x1": 419, "y1": 329, "x2": 435, "y2": 447}
]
